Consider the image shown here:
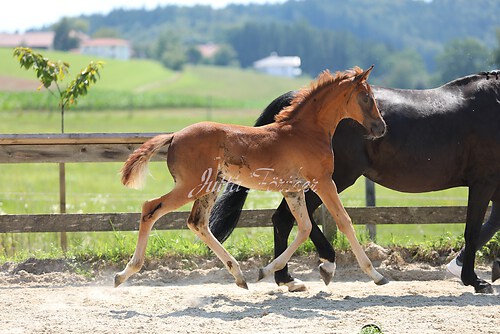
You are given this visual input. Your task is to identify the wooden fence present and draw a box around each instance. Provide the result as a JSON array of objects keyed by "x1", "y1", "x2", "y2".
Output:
[{"x1": 0, "y1": 133, "x2": 477, "y2": 238}]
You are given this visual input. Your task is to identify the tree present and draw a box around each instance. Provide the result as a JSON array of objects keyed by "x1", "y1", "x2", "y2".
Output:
[
  {"x1": 152, "y1": 29, "x2": 187, "y2": 70},
  {"x1": 52, "y1": 18, "x2": 81, "y2": 51},
  {"x1": 161, "y1": 49, "x2": 186, "y2": 71},
  {"x1": 493, "y1": 28, "x2": 500, "y2": 67},
  {"x1": 378, "y1": 49, "x2": 430, "y2": 89},
  {"x1": 93, "y1": 27, "x2": 121, "y2": 38},
  {"x1": 13, "y1": 47, "x2": 104, "y2": 132},
  {"x1": 13, "y1": 47, "x2": 104, "y2": 251},
  {"x1": 212, "y1": 44, "x2": 238, "y2": 66},
  {"x1": 435, "y1": 38, "x2": 491, "y2": 83},
  {"x1": 186, "y1": 46, "x2": 202, "y2": 64}
]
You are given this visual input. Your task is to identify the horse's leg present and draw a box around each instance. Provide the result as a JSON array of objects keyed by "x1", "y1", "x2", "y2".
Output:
[
  {"x1": 272, "y1": 199, "x2": 301, "y2": 289},
  {"x1": 187, "y1": 192, "x2": 247, "y2": 289},
  {"x1": 315, "y1": 178, "x2": 387, "y2": 285},
  {"x1": 461, "y1": 183, "x2": 496, "y2": 293},
  {"x1": 272, "y1": 192, "x2": 337, "y2": 291},
  {"x1": 114, "y1": 189, "x2": 191, "y2": 287},
  {"x1": 305, "y1": 191, "x2": 337, "y2": 285},
  {"x1": 258, "y1": 191, "x2": 312, "y2": 281},
  {"x1": 450, "y1": 198, "x2": 500, "y2": 277}
]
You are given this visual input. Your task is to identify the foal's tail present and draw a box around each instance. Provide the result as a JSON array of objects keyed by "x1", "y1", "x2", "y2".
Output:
[{"x1": 121, "y1": 133, "x2": 174, "y2": 189}]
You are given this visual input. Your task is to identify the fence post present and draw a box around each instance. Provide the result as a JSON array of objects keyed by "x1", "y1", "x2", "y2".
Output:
[
  {"x1": 59, "y1": 163, "x2": 67, "y2": 252},
  {"x1": 365, "y1": 177, "x2": 376, "y2": 241},
  {"x1": 317, "y1": 204, "x2": 336, "y2": 242}
]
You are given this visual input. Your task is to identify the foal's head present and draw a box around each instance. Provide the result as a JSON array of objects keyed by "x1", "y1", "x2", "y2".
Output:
[
  {"x1": 342, "y1": 65, "x2": 386, "y2": 139},
  {"x1": 345, "y1": 65, "x2": 386, "y2": 139},
  {"x1": 275, "y1": 66, "x2": 386, "y2": 139}
]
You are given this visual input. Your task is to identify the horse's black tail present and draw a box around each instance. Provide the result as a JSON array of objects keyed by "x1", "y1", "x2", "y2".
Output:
[
  {"x1": 209, "y1": 185, "x2": 249, "y2": 243},
  {"x1": 209, "y1": 90, "x2": 296, "y2": 243}
]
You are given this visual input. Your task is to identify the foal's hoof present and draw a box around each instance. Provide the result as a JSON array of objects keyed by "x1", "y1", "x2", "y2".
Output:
[
  {"x1": 279, "y1": 278, "x2": 306, "y2": 292},
  {"x1": 114, "y1": 273, "x2": 125, "y2": 288},
  {"x1": 236, "y1": 280, "x2": 249, "y2": 290},
  {"x1": 375, "y1": 277, "x2": 389, "y2": 286},
  {"x1": 319, "y1": 262, "x2": 336, "y2": 285},
  {"x1": 474, "y1": 279, "x2": 493, "y2": 294},
  {"x1": 492, "y1": 260, "x2": 500, "y2": 282}
]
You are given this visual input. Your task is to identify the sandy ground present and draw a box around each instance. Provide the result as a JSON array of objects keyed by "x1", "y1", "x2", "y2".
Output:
[{"x1": 0, "y1": 254, "x2": 499, "y2": 334}]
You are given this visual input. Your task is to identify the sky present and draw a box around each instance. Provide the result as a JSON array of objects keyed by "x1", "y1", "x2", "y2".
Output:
[{"x1": 0, "y1": 0, "x2": 287, "y2": 33}]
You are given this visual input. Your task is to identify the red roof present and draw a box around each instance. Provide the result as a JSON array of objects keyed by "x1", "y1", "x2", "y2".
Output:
[{"x1": 0, "y1": 32, "x2": 54, "y2": 48}]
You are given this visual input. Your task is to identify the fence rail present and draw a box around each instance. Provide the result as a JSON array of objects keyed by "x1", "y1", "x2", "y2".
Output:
[
  {"x1": 0, "y1": 133, "x2": 475, "y2": 236},
  {"x1": 0, "y1": 206, "x2": 479, "y2": 234},
  {"x1": 0, "y1": 133, "x2": 167, "y2": 163}
]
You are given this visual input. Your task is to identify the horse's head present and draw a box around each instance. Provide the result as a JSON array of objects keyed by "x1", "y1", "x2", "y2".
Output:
[{"x1": 345, "y1": 65, "x2": 386, "y2": 139}]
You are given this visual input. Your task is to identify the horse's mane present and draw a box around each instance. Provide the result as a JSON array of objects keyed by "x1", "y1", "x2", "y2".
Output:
[
  {"x1": 442, "y1": 70, "x2": 500, "y2": 89},
  {"x1": 275, "y1": 67, "x2": 363, "y2": 123}
]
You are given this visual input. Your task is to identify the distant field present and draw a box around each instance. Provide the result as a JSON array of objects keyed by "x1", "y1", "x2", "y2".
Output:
[{"x1": 1, "y1": 47, "x2": 309, "y2": 110}]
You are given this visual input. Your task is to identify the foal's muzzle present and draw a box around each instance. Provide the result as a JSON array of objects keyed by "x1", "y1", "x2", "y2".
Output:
[{"x1": 368, "y1": 120, "x2": 387, "y2": 139}]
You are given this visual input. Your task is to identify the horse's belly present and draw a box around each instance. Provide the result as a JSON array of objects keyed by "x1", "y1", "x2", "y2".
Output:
[{"x1": 366, "y1": 163, "x2": 464, "y2": 193}]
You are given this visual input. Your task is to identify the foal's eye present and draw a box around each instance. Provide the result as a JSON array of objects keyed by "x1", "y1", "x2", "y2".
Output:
[{"x1": 363, "y1": 94, "x2": 370, "y2": 103}]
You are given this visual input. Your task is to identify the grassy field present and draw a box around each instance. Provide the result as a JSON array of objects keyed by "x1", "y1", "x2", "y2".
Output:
[
  {"x1": 1, "y1": 47, "x2": 310, "y2": 110},
  {"x1": 0, "y1": 109, "x2": 472, "y2": 263},
  {"x1": 0, "y1": 48, "x2": 485, "y2": 264}
]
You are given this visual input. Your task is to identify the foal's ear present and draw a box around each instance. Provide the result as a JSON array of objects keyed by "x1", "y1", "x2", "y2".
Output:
[{"x1": 355, "y1": 65, "x2": 374, "y2": 83}]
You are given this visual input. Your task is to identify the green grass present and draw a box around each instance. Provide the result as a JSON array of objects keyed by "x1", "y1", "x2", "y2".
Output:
[{"x1": 1, "y1": 47, "x2": 309, "y2": 110}]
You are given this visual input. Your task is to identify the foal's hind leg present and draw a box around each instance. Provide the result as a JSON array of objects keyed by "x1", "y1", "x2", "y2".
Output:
[
  {"x1": 258, "y1": 191, "x2": 312, "y2": 281},
  {"x1": 315, "y1": 178, "x2": 387, "y2": 285},
  {"x1": 114, "y1": 189, "x2": 191, "y2": 287},
  {"x1": 187, "y1": 192, "x2": 248, "y2": 289}
]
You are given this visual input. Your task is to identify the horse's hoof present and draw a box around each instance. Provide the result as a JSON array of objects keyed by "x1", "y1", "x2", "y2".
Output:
[
  {"x1": 492, "y1": 260, "x2": 500, "y2": 282},
  {"x1": 114, "y1": 273, "x2": 124, "y2": 288},
  {"x1": 319, "y1": 262, "x2": 336, "y2": 285},
  {"x1": 375, "y1": 277, "x2": 389, "y2": 286},
  {"x1": 280, "y1": 278, "x2": 306, "y2": 292},
  {"x1": 474, "y1": 280, "x2": 493, "y2": 294},
  {"x1": 236, "y1": 280, "x2": 249, "y2": 290}
]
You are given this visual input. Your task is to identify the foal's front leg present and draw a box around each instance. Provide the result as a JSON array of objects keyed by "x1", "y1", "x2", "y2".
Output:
[
  {"x1": 258, "y1": 191, "x2": 312, "y2": 281},
  {"x1": 315, "y1": 178, "x2": 388, "y2": 285},
  {"x1": 188, "y1": 192, "x2": 248, "y2": 289}
]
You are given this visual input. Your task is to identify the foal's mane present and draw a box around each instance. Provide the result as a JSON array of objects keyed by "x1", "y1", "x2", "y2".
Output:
[{"x1": 275, "y1": 67, "x2": 363, "y2": 123}]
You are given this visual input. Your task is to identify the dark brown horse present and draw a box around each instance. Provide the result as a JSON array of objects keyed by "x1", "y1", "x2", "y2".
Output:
[
  {"x1": 210, "y1": 70, "x2": 500, "y2": 293},
  {"x1": 114, "y1": 66, "x2": 387, "y2": 289}
]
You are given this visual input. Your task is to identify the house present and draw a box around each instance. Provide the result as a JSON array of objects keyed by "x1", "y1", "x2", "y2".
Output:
[
  {"x1": 80, "y1": 38, "x2": 132, "y2": 60},
  {"x1": 253, "y1": 52, "x2": 302, "y2": 78},
  {"x1": 198, "y1": 43, "x2": 220, "y2": 58},
  {"x1": 0, "y1": 32, "x2": 54, "y2": 49}
]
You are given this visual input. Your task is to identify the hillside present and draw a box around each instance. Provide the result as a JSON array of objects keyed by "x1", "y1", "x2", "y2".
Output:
[
  {"x1": 78, "y1": 0, "x2": 499, "y2": 74},
  {"x1": 1, "y1": 48, "x2": 309, "y2": 110}
]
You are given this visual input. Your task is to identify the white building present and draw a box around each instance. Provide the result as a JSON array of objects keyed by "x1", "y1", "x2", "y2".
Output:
[
  {"x1": 253, "y1": 52, "x2": 302, "y2": 78},
  {"x1": 80, "y1": 38, "x2": 131, "y2": 60}
]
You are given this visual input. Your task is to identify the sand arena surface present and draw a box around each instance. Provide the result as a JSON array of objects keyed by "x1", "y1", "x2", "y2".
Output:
[{"x1": 0, "y1": 255, "x2": 499, "y2": 334}]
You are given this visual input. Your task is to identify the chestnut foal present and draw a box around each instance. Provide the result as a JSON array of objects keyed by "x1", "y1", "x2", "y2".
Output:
[{"x1": 114, "y1": 66, "x2": 387, "y2": 289}]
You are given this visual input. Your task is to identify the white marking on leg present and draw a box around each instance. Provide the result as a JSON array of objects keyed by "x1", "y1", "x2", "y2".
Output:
[
  {"x1": 259, "y1": 191, "x2": 311, "y2": 281},
  {"x1": 188, "y1": 192, "x2": 247, "y2": 289}
]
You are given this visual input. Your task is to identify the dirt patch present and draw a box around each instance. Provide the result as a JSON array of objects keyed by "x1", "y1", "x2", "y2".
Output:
[
  {"x1": 0, "y1": 254, "x2": 499, "y2": 334},
  {"x1": 0, "y1": 76, "x2": 40, "y2": 91}
]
